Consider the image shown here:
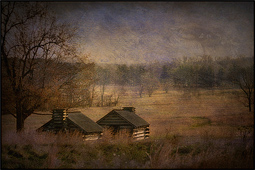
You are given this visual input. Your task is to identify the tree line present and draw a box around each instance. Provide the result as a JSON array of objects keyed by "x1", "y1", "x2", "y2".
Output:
[
  {"x1": 94, "y1": 55, "x2": 253, "y2": 98},
  {"x1": 73, "y1": 55, "x2": 253, "y2": 111}
]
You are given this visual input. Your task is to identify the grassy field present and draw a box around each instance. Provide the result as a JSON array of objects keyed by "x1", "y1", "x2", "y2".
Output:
[{"x1": 1, "y1": 87, "x2": 254, "y2": 168}]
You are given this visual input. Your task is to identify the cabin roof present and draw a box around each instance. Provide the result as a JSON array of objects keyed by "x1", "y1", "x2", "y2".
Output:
[
  {"x1": 38, "y1": 119, "x2": 54, "y2": 130},
  {"x1": 37, "y1": 111, "x2": 103, "y2": 133},
  {"x1": 97, "y1": 109, "x2": 149, "y2": 128},
  {"x1": 115, "y1": 110, "x2": 149, "y2": 127},
  {"x1": 67, "y1": 112, "x2": 103, "y2": 133}
]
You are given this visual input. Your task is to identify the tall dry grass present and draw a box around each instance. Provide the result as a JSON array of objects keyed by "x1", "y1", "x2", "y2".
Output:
[
  {"x1": 2, "y1": 88, "x2": 254, "y2": 168},
  {"x1": 2, "y1": 128, "x2": 253, "y2": 169}
]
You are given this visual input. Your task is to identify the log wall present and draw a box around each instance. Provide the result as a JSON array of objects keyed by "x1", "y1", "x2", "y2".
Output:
[{"x1": 133, "y1": 126, "x2": 150, "y2": 140}]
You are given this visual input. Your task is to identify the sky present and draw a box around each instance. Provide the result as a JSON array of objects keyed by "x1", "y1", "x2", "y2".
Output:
[{"x1": 50, "y1": 2, "x2": 254, "y2": 65}]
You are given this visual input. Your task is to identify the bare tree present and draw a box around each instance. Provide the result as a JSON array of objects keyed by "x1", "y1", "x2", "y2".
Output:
[
  {"x1": 96, "y1": 66, "x2": 110, "y2": 106},
  {"x1": 1, "y1": 2, "x2": 79, "y2": 131},
  {"x1": 143, "y1": 71, "x2": 160, "y2": 97},
  {"x1": 228, "y1": 56, "x2": 254, "y2": 112},
  {"x1": 88, "y1": 81, "x2": 97, "y2": 107},
  {"x1": 138, "y1": 84, "x2": 144, "y2": 98},
  {"x1": 133, "y1": 65, "x2": 146, "y2": 98},
  {"x1": 51, "y1": 61, "x2": 95, "y2": 109}
]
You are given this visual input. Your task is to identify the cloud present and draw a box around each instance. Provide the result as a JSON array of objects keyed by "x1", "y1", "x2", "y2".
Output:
[{"x1": 51, "y1": 2, "x2": 254, "y2": 64}]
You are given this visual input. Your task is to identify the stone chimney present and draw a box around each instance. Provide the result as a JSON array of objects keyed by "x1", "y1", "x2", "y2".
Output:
[
  {"x1": 122, "y1": 107, "x2": 136, "y2": 113},
  {"x1": 52, "y1": 109, "x2": 68, "y2": 131}
]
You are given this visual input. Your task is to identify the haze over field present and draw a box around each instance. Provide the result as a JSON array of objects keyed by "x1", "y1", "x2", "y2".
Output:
[{"x1": 51, "y1": 2, "x2": 254, "y2": 64}]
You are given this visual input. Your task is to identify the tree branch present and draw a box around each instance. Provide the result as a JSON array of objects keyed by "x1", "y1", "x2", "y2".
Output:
[{"x1": 6, "y1": 109, "x2": 17, "y2": 118}]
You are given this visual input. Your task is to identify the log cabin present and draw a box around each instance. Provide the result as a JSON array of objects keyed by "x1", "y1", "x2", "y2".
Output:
[
  {"x1": 96, "y1": 107, "x2": 150, "y2": 140},
  {"x1": 37, "y1": 109, "x2": 103, "y2": 140}
]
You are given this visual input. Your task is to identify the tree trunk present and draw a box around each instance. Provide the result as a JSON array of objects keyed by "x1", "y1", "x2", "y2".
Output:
[
  {"x1": 100, "y1": 90, "x2": 104, "y2": 106},
  {"x1": 248, "y1": 96, "x2": 251, "y2": 112},
  {"x1": 101, "y1": 84, "x2": 105, "y2": 107},
  {"x1": 139, "y1": 85, "x2": 143, "y2": 98},
  {"x1": 89, "y1": 85, "x2": 95, "y2": 107},
  {"x1": 16, "y1": 100, "x2": 24, "y2": 132}
]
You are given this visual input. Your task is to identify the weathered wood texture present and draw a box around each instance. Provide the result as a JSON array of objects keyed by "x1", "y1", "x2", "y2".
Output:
[
  {"x1": 133, "y1": 127, "x2": 150, "y2": 140},
  {"x1": 98, "y1": 112, "x2": 131, "y2": 126},
  {"x1": 97, "y1": 107, "x2": 150, "y2": 140},
  {"x1": 37, "y1": 109, "x2": 103, "y2": 140}
]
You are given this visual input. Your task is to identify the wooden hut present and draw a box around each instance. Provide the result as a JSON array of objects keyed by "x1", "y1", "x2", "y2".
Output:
[
  {"x1": 96, "y1": 107, "x2": 150, "y2": 140},
  {"x1": 37, "y1": 109, "x2": 103, "y2": 140}
]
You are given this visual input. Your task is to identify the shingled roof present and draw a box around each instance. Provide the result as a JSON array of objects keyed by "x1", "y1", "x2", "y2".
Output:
[
  {"x1": 97, "y1": 109, "x2": 149, "y2": 128},
  {"x1": 67, "y1": 112, "x2": 103, "y2": 133},
  {"x1": 37, "y1": 111, "x2": 103, "y2": 134}
]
